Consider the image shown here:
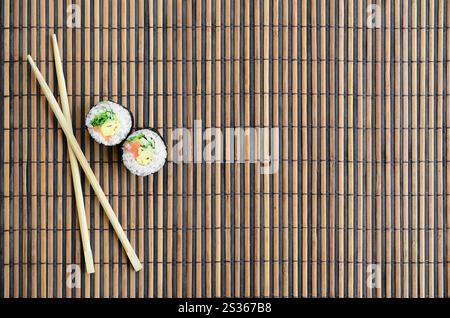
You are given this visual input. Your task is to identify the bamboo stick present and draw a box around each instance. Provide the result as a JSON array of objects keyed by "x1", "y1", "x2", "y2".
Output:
[
  {"x1": 27, "y1": 54, "x2": 142, "y2": 272},
  {"x1": 446, "y1": 0, "x2": 450, "y2": 297},
  {"x1": 419, "y1": 0, "x2": 427, "y2": 298},
  {"x1": 147, "y1": 0, "x2": 155, "y2": 293},
  {"x1": 205, "y1": 0, "x2": 213, "y2": 298},
  {"x1": 185, "y1": 0, "x2": 193, "y2": 297},
  {"x1": 272, "y1": 0, "x2": 279, "y2": 297},
  {"x1": 366, "y1": 3, "x2": 373, "y2": 297},
  {"x1": 300, "y1": 0, "x2": 308, "y2": 297},
  {"x1": 319, "y1": 0, "x2": 328, "y2": 297},
  {"x1": 234, "y1": 0, "x2": 242, "y2": 297},
  {"x1": 385, "y1": 0, "x2": 392, "y2": 298},
  {"x1": 51, "y1": 35, "x2": 95, "y2": 274},
  {"x1": 411, "y1": 0, "x2": 419, "y2": 297},
  {"x1": 225, "y1": 0, "x2": 232, "y2": 297},
  {"x1": 3, "y1": 0, "x2": 11, "y2": 299},
  {"x1": 356, "y1": 0, "x2": 364, "y2": 297},
  {"x1": 12, "y1": 25, "x2": 18, "y2": 296},
  {"x1": 175, "y1": 0, "x2": 183, "y2": 298},
  {"x1": 129, "y1": 0, "x2": 137, "y2": 297},
  {"x1": 254, "y1": 0, "x2": 262, "y2": 297},
  {"x1": 437, "y1": 0, "x2": 445, "y2": 298},
  {"x1": 195, "y1": 0, "x2": 202, "y2": 298},
  {"x1": 311, "y1": 0, "x2": 318, "y2": 297},
  {"x1": 394, "y1": 0, "x2": 401, "y2": 298},
  {"x1": 338, "y1": 0, "x2": 345, "y2": 298},
  {"x1": 157, "y1": 0, "x2": 164, "y2": 298},
  {"x1": 38, "y1": 0, "x2": 48, "y2": 297},
  {"x1": 292, "y1": 0, "x2": 299, "y2": 298},
  {"x1": 166, "y1": 0, "x2": 173, "y2": 299},
  {"x1": 282, "y1": 0, "x2": 290, "y2": 298},
  {"x1": 329, "y1": 0, "x2": 336, "y2": 297},
  {"x1": 244, "y1": 0, "x2": 252, "y2": 298},
  {"x1": 22, "y1": 0, "x2": 29, "y2": 297},
  {"x1": 214, "y1": 0, "x2": 222, "y2": 297},
  {"x1": 348, "y1": 0, "x2": 355, "y2": 298},
  {"x1": 402, "y1": 0, "x2": 410, "y2": 298}
]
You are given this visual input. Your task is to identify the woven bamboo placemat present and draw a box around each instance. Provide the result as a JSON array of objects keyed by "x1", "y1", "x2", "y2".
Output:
[{"x1": 1, "y1": 0, "x2": 449, "y2": 298}]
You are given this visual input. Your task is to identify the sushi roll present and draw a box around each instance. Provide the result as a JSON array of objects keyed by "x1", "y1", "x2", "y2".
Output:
[
  {"x1": 85, "y1": 101, "x2": 133, "y2": 146},
  {"x1": 122, "y1": 129, "x2": 167, "y2": 176}
]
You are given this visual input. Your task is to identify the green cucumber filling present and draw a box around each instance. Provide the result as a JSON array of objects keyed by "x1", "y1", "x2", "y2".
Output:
[
  {"x1": 127, "y1": 133, "x2": 156, "y2": 150},
  {"x1": 90, "y1": 108, "x2": 116, "y2": 127}
]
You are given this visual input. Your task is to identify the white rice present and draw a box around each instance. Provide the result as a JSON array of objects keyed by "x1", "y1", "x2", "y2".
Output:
[
  {"x1": 85, "y1": 101, "x2": 132, "y2": 146},
  {"x1": 122, "y1": 129, "x2": 167, "y2": 176}
]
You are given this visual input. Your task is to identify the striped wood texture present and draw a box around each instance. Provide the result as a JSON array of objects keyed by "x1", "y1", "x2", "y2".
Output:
[{"x1": 1, "y1": 0, "x2": 450, "y2": 298}]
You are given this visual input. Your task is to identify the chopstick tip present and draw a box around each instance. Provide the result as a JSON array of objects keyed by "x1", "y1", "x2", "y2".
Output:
[{"x1": 134, "y1": 263, "x2": 143, "y2": 272}]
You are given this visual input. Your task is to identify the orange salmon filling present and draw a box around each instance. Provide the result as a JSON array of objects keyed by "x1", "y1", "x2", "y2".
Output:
[{"x1": 125, "y1": 141, "x2": 141, "y2": 158}]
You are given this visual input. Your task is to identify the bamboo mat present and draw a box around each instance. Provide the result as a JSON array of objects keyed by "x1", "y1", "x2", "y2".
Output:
[{"x1": 1, "y1": 0, "x2": 450, "y2": 298}]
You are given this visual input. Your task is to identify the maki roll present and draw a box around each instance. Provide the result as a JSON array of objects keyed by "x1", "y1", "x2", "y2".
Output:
[
  {"x1": 86, "y1": 101, "x2": 133, "y2": 146},
  {"x1": 122, "y1": 129, "x2": 167, "y2": 176}
]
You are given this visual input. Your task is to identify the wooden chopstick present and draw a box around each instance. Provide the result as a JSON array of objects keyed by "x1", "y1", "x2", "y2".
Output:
[
  {"x1": 27, "y1": 54, "x2": 143, "y2": 272},
  {"x1": 51, "y1": 35, "x2": 95, "y2": 274}
]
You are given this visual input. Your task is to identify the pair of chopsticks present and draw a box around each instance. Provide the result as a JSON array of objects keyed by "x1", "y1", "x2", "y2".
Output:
[{"x1": 27, "y1": 35, "x2": 142, "y2": 273}]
